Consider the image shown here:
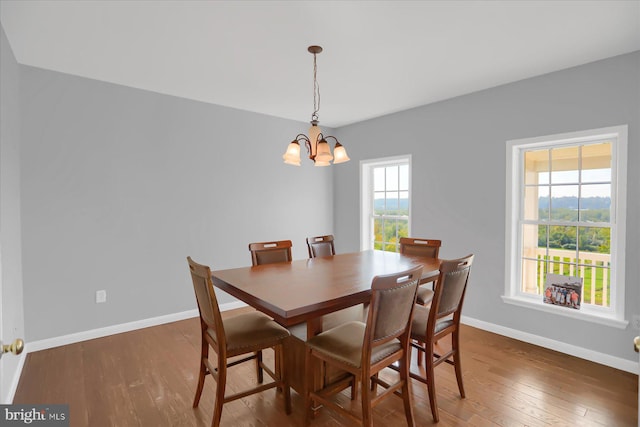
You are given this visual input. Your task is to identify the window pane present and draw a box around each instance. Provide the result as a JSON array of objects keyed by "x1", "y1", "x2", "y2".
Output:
[
  {"x1": 549, "y1": 259, "x2": 577, "y2": 277},
  {"x1": 551, "y1": 146, "x2": 579, "y2": 184},
  {"x1": 550, "y1": 185, "x2": 578, "y2": 221},
  {"x1": 374, "y1": 193, "x2": 385, "y2": 215},
  {"x1": 522, "y1": 224, "x2": 542, "y2": 259},
  {"x1": 521, "y1": 258, "x2": 544, "y2": 294},
  {"x1": 385, "y1": 166, "x2": 398, "y2": 191},
  {"x1": 374, "y1": 168, "x2": 385, "y2": 192},
  {"x1": 578, "y1": 226, "x2": 610, "y2": 256},
  {"x1": 549, "y1": 225, "x2": 577, "y2": 251},
  {"x1": 582, "y1": 168, "x2": 611, "y2": 183},
  {"x1": 397, "y1": 218, "x2": 408, "y2": 239},
  {"x1": 374, "y1": 218, "x2": 383, "y2": 243},
  {"x1": 524, "y1": 149, "x2": 549, "y2": 185},
  {"x1": 577, "y1": 225, "x2": 610, "y2": 306},
  {"x1": 582, "y1": 142, "x2": 611, "y2": 182},
  {"x1": 576, "y1": 263, "x2": 610, "y2": 307},
  {"x1": 399, "y1": 191, "x2": 409, "y2": 215},
  {"x1": 399, "y1": 164, "x2": 409, "y2": 190},
  {"x1": 525, "y1": 186, "x2": 549, "y2": 221},
  {"x1": 386, "y1": 192, "x2": 399, "y2": 210},
  {"x1": 580, "y1": 184, "x2": 610, "y2": 222}
]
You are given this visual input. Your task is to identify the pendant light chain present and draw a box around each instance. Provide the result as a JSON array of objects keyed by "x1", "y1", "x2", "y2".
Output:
[{"x1": 312, "y1": 51, "x2": 320, "y2": 122}]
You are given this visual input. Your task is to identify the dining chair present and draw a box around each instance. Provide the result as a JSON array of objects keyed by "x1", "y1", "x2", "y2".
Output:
[
  {"x1": 304, "y1": 265, "x2": 423, "y2": 427},
  {"x1": 187, "y1": 257, "x2": 292, "y2": 427},
  {"x1": 399, "y1": 237, "x2": 442, "y2": 306},
  {"x1": 408, "y1": 254, "x2": 474, "y2": 423},
  {"x1": 306, "y1": 234, "x2": 335, "y2": 258},
  {"x1": 248, "y1": 240, "x2": 293, "y2": 266}
]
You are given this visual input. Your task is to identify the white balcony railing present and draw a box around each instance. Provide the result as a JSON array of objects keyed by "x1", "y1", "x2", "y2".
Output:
[{"x1": 529, "y1": 248, "x2": 611, "y2": 307}]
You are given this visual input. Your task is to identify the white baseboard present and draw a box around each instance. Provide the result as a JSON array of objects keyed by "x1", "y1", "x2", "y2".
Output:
[
  {"x1": 27, "y1": 301, "x2": 247, "y2": 353},
  {"x1": 462, "y1": 315, "x2": 639, "y2": 374}
]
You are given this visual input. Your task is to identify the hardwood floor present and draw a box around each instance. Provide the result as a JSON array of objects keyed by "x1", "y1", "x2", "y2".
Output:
[{"x1": 14, "y1": 309, "x2": 638, "y2": 426}]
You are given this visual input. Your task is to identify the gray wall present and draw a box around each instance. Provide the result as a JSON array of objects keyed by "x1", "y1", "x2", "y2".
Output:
[
  {"x1": 0, "y1": 24, "x2": 25, "y2": 401},
  {"x1": 20, "y1": 67, "x2": 333, "y2": 341},
  {"x1": 333, "y1": 52, "x2": 640, "y2": 363}
]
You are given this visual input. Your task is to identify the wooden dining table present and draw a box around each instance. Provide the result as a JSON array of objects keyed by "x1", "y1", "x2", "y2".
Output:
[{"x1": 211, "y1": 249, "x2": 441, "y2": 394}]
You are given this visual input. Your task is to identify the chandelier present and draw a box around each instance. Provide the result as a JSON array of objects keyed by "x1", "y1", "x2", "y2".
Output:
[{"x1": 282, "y1": 46, "x2": 350, "y2": 167}]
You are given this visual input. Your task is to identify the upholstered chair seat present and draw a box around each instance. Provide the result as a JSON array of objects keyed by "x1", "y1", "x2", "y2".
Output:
[
  {"x1": 209, "y1": 311, "x2": 290, "y2": 353},
  {"x1": 304, "y1": 266, "x2": 423, "y2": 427}
]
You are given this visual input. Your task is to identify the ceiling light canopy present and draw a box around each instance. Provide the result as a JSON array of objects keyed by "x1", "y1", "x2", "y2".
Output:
[{"x1": 283, "y1": 46, "x2": 350, "y2": 167}]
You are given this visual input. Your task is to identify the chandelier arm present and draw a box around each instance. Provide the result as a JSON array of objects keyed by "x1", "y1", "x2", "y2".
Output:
[
  {"x1": 322, "y1": 135, "x2": 341, "y2": 144},
  {"x1": 295, "y1": 134, "x2": 313, "y2": 158}
]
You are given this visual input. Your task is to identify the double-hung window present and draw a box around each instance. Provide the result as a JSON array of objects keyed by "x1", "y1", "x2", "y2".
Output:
[
  {"x1": 504, "y1": 126, "x2": 627, "y2": 328},
  {"x1": 361, "y1": 155, "x2": 411, "y2": 252}
]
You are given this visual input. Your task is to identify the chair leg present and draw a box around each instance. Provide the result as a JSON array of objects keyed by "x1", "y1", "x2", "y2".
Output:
[
  {"x1": 416, "y1": 340, "x2": 424, "y2": 366},
  {"x1": 193, "y1": 336, "x2": 208, "y2": 408},
  {"x1": 426, "y1": 343, "x2": 439, "y2": 423},
  {"x1": 452, "y1": 329, "x2": 465, "y2": 398},
  {"x1": 212, "y1": 363, "x2": 226, "y2": 427},
  {"x1": 256, "y1": 350, "x2": 264, "y2": 383},
  {"x1": 399, "y1": 356, "x2": 415, "y2": 427},
  {"x1": 361, "y1": 374, "x2": 373, "y2": 427},
  {"x1": 351, "y1": 376, "x2": 357, "y2": 400}
]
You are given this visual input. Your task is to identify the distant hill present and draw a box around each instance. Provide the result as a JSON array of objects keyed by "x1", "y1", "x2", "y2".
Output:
[
  {"x1": 374, "y1": 198, "x2": 409, "y2": 211},
  {"x1": 373, "y1": 196, "x2": 610, "y2": 212},
  {"x1": 538, "y1": 196, "x2": 610, "y2": 210}
]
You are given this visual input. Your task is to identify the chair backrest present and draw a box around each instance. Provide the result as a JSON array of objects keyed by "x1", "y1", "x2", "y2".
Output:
[
  {"x1": 306, "y1": 235, "x2": 335, "y2": 258},
  {"x1": 248, "y1": 240, "x2": 293, "y2": 266},
  {"x1": 430, "y1": 255, "x2": 474, "y2": 323},
  {"x1": 187, "y1": 256, "x2": 225, "y2": 350},
  {"x1": 399, "y1": 237, "x2": 441, "y2": 258},
  {"x1": 364, "y1": 265, "x2": 423, "y2": 354}
]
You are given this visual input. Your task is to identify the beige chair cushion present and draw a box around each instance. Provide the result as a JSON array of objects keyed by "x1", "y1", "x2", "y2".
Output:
[
  {"x1": 416, "y1": 286, "x2": 434, "y2": 305},
  {"x1": 410, "y1": 305, "x2": 454, "y2": 342},
  {"x1": 306, "y1": 321, "x2": 401, "y2": 368},
  {"x1": 209, "y1": 311, "x2": 289, "y2": 353}
]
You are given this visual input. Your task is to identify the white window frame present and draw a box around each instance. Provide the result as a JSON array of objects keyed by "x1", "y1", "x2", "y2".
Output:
[
  {"x1": 360, "y1": 155, "x2": 412, "y2": 251},
  {"x1": 503, "y1": 125, "x2": 628, "y2": 329}
]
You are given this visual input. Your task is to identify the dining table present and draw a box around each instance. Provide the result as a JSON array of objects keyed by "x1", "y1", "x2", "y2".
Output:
[{"x1": 211, "y1": 249, "x2": 441, "y2": 395}]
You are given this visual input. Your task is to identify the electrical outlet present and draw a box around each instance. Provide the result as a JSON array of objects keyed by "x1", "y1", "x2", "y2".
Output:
[
  {"x1": 96, "y1": 290, "x2": 107, "y2": 304},
  {"x1": 632, "y1": 315, "x2": 640, "y2": 331}
]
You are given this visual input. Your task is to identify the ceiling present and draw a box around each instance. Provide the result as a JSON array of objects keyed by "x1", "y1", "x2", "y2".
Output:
[{"x1": 1, "y1": 1, "x2": 638, "y2": 128}]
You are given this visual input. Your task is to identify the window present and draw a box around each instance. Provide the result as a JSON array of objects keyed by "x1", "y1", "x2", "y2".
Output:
[
  {"x1": 504, "y1": 126, "x2": 627, "y2": 328},
  {"x1": 361, "y1": 155, "x2": 411, "y2": 252}
]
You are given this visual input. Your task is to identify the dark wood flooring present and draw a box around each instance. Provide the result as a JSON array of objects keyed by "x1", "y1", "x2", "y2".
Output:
[{"x1": 14, "y1": 309, "x2": 638, "y2": 426}]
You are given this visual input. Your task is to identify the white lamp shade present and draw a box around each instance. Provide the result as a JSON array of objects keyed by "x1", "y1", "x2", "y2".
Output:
[
  {"x1": 283, "y1": 141, "x2": 301, "y2": 166},
  {"x1": 315, "y1": 140, "x2": 333, "y2": 164},
  {"x1": 332, "y1": 143, "x2": 350, "y2": 164},
  {"x1": 314, "y1": 159, "x2": 331, "y2": 167}
]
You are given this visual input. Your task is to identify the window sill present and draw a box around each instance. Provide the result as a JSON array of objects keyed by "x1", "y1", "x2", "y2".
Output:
[{"x1": 501, "y1": 296, "x2": 629, "y2": 329}]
